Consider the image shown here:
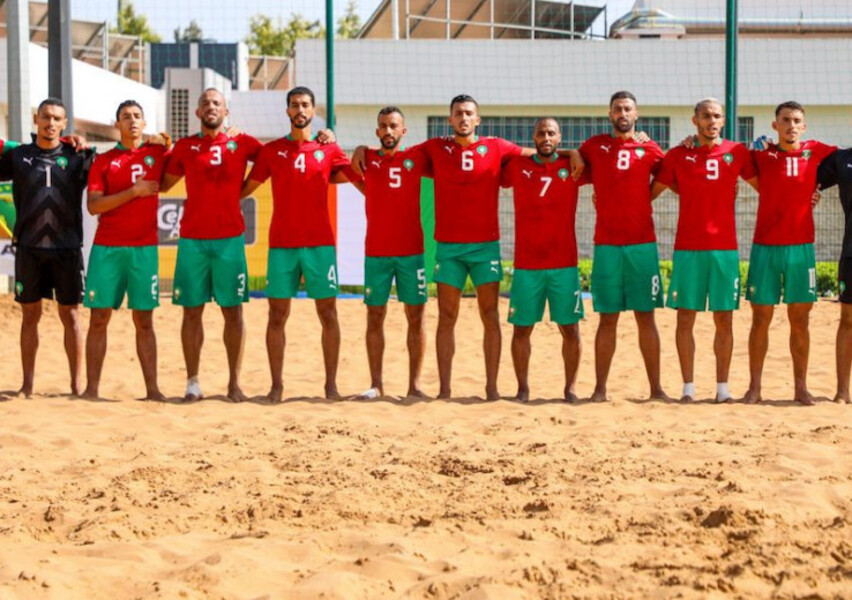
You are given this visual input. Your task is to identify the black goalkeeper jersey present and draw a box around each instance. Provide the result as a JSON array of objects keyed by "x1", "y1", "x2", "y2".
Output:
[
  {"x1": 818, "y1": 148, "x2": 852, "y2": 258},
  {"x1": 0, "y1": 140, "x2": 95, "y2": 249}
]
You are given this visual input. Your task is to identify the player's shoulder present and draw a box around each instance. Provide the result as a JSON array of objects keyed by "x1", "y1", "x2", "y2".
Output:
[
  {"x1": 172, "y1": 135, "x2": 198, "y2": 151},
  {"x1": 583, "y1": 133, "x2": 609, "y2": 146}
]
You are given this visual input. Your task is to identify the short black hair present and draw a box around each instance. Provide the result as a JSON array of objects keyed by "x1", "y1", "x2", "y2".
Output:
[
  {"x1": 287, "y1": 86, "x2": 315, "y2": 107},
  {"x1": 609, "y1": 90, "x2": 637, "y2": 107},
  {"x1": 534, "y1": 117, "x2": 560, "y2": 130},
  {"x1": 37, "y1": 97, "x2": 65, "y2": 114},
  {"x1": 450, "y1": 94, "x2": 478, "y2": 113},
  {"x1": 115, "y1": 100, "x2": 144, "y2": 121},
  {"x1": 775, "y1": 101, "x2": 805, "y2": 117},
  {"x1": 377, "y1": 106, "x2": 404, "y2": 121}
]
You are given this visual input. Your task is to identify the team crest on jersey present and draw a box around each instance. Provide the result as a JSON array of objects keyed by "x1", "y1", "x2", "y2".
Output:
[
  {"x1": 15, "y1": 281, "x2": 22, "y2": 296},
  {"x1": 634, "y1": 147, "x2": 645, "y2": 158},
  {"x1": 403, "y1": 159, "x2": 414, "y2": 171},
  {"x1": 314, "y1": 150, "x2": 325, "y2": 162},
  {"x1": 144, "y1": 155, "x2": 155, "y2": 167},
  {"x1": 722, "y1": 153, "x2": 734, "y2": 164},
  {"x1": 802, "y1": 150, "x2": 812, "y2": 159},
  {"x1": 841, "y1": 281, "x2": 846, "y2": 293},
  {"x1": 226, "y1": 140, "x2": 238, "y2": 152},
  {"x1": 56, "y1": 156, "x2": 68, "y2": 169},
  {"x1": 558, "y1": 168, "x2": 569, "y2": 180},
  {"x1": 476, "y1": 145, "x2": 488, "y2": 156}
]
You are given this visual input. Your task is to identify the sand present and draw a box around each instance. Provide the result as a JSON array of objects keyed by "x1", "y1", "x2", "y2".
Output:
[{"x1": 0, "y1": 294, "x2": 851, "y2": 599}]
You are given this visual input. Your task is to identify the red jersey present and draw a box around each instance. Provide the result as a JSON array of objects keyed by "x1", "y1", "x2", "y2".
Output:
[
  {"x1": 752, "y1": 140, "x2": 836, "y2": 245},
  {"x1": 502, "y1": 155, "x2": 589, "y2": 269},
  {"x1": 363, "y1": 147, "x2": 430, "y2": 257},
  {"x1": 165, "y1": 132, "x2": 261, "y2": 240},
  {"x1": 416, "y1": 136, "x2": 523, "y2": 243},
  {"x1": 579, "y1": 134, "x2": 664, "y2": 246},
  {"x1": 656, "y1": 140, "x2": 756, "y2": 251},
  {"x1": 87, "y1": 143, "x2": 168, "y2": 246},
  {"x1": 248, "y1": 137, "x2": 353, "y2": 248}
]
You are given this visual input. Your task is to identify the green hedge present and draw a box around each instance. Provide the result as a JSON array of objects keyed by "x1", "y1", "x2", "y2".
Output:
[{"x1": 250, "y1": 261, "x2": 840, "y2": 298}]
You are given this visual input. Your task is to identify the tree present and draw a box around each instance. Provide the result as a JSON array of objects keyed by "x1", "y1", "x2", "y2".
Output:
[
  {"x1": 112, "y1": 0, "x2": 161, "y2": 43},
  {"x1": 337, "y1": 1, "x2": 362, "y2": 39},
  {"x1": 174, "y1": 20, "x2": 204, "y2": 43},
  {"x1": 246, "y1": 13, "x2": 324, "y2": 57}
]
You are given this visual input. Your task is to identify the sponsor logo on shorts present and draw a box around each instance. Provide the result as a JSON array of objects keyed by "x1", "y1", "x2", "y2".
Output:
[
  {"x1": 476, "y1": 145, "x2": 487, "y2": 156},
  {"x1": 634, "y1": 147, "x2": 645, "y2": 158},
  {"x1": 558, "y1": 168, "x2": 569, "y2": 180},
  {"x1": 434, "y1": 262, "x2": 440, "y2": 272},
  {"x1": 672, "y1": 290, "x2": 678, "y2": 301},
  {"x1": 15, "y1": 281, "x2": 22, "y2": 295},
  {"x1": 174, "y1": 288, "x2": 182, "y2": 300},
  {"x1": 403, "y1": 159, "x2": 414, "y2": 171},
  {"x1": 490, "y1": 261, "x2": 500, "y2": 274},
  {"x1": 749, "y1": 285, "x2": 756, "y2": 294},
  {"x1": 509, "y1": 306, "x2": 515, "y2": 317},
  {"x1": 56, "y1": 156, "x2": 68, "y2": 169},
  {"x1": 144, "y1": 155, "x2": 155, "y2": 167},
  {"x1": 722, "y1": 153, "x2": 733, "y2": 164},
  {"x1": 88, "y1": 290, "x2": 96, "y2": 301},
  {"x1": 226, "y1": 140, "x2": 238, "y2": 152},
  {"x1": 314, "y1": 150, "x2": 325, "y2": 162},
  {"x1": 365, "y1": 287, "x2": 371, "y2": 297},
  {"x1": 841, "y1": 281, "x2": 847, "y2": 294}
]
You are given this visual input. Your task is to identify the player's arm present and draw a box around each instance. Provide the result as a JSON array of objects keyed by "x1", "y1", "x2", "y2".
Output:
[
  {"x1": 331, "y1": 168, "x2": 365, "y2": 194},
  {"x1": 555, "y1": 148, "x2": 585, "y2": 180},
  {"x1": 88, "y1": 180, "x2": 159, "y2": 215},
  {"x1": 317, "y1": 129, "x2": 337, "y2": 145},
  {"x1": 817, "y1": 150, "x2": 840, "y2": 191},
  {"x1": 160, "y1": 172, "x2": 182, "y2": 193},
  {"x1": 743, "y1": 176, "x2": 759, "y2": 192},
  {"x1": 239, "y1": 178, "x2": 263, "y2": 199},
  {"x1": 650, "y1": 180, "x2": 670, "y2": 200},
  {"x1": 351, "y1": 145, "x2": 377, "y2": 175}
]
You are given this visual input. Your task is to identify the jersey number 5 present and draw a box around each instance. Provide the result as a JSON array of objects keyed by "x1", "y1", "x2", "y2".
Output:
[{"x1": 388, "y1": 167, "x2": 401, "y2": 188}]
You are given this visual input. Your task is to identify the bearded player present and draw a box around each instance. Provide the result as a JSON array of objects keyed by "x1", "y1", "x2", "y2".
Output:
[
  {"x1": 161, "y1": 89, "x2": 262, "y2": 402},
  {"x1": 241, "y1": 86, "x2": 360, "y2": 401},
  {"x1": 651, "y1": 98, "x2": 758, "y2": 403},
  {"x1": 83, "y1": 100, "x2": 170, "y2": 400},
  {"x1": 743, "y1": 101, "x2": 835, "y2": 405},
  {"x1": 579, "y1": 91, "x2": 669, "y2": 402},
  {"x1": 502, "y1": 118, "x2": 589, "y2": 402}
]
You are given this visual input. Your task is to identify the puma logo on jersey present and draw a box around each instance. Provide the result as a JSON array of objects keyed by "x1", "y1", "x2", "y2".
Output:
[
  {"x1": 22, "y1": 157, "x2": 33, "y2": 166},
  {"x1": 444, "y1": 145, "x2": 454, "y2": 155},
  {"x1": 685, "y1": 155, "x2": 697, "y2": 163},
  {"x1": 600, "y1": 144, "x2": 611, "y2": 153},
  {"x1": 277, "y1": 151, "x2": 289, "y2": 159},
  {"x1": 190, "y1": 144, "x2": 201, "y2": 152},
  {"x1": 768, "y1": 151, "x2": 778, "y2": 159},
  {"x1": 111, "y1": 160, "x2": 123, "y2": 168},
  {"x1": 371, "y1": 160, "x2": 381, "y2": 168},
  {"x1": 522, "y1": 169, "x2": 533, "y2": 178}
]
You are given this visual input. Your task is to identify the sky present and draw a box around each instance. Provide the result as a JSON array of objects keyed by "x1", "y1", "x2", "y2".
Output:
[{"x1": 69, "y1": 1, "x2": 636, "y2": 44}]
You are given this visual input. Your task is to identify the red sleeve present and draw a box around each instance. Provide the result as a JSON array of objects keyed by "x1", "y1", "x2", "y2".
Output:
[
  {"x1": 577, "y1": 170, "x2": 591, "y2": 187},
  {"x1": 330, "y1": 144, "x2": 351, "y2": 170},
  {"x1": 578, "y1": 138, "x2": 593, "y2": 163},
  {"x1": 87, "y1": 154, "x2": 107, "y2": 193},
  {"x1": 409, "y1": 146, "x2": 432, "y2": 175},
  {"x1": 498, "y1": 138, "x2": 524, "y2": 164},
  {"x1": 500, "y1": 158, "x2": 515, "y2": 188},
  {"x1": 241, "y1": 134, "x2": 263, "y2": 161},
  {"x1": 165, "y1": 142, "x2": 185, "y2": 176},
  {"x1": 648, "y1": 142, "x2": 665, "y2": 177},
  {"x1": 247, "y1": 145, "x2": 271, "y2": 183},
  {"x1": 739, "y1": 145, "x2": 757, "y2": 180},
  {"x1": 655, "y1": 150, "x2": 678, "y2": 187},
  {"x1": 817, "y1": 141, "x2": 838, "y2": 164}
]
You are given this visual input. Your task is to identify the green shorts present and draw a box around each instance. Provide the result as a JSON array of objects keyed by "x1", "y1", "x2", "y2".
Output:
[
  {"x1": 173, "y1": 235, "x2": 248, "y2": 308},
  {"x1": 365, "y1": 254, "x2": 427, "y2": 306},
  {"x1": 434, "y1": 241, "x2": 503, "y2": 290},
  {"x1": 267, "y1": 245, "x2": 338, "y2": 299},
  {"x1": 84, "y1": 245, "x2": 159, "y2": 310},
  {"x1": 746, "y1": 243, "x2": 816, "y2": 305},
  {"x1": 509, "y1": 267, "x2": 584, "y2": 326},
  {"x1": 667, "y1": 249, "x2": 740, "y2": 311},
  {"x1": 591, "y1": 243, "x2": 664, "y2": 313}
]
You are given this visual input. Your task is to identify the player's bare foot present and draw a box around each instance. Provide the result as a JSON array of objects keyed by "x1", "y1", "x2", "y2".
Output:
[
  {"x1": 650, "y1": 388, "x2": 673, "y2": 401},
  {"x1": 564, "y1": 389, "x2": 578, "y2": 403},
  {"x1": 406, "y1": 387, "x2": 429, "y2": 399},
  {"x1": 794, "y1": 390, "x2": 815, "y2": 406},
  {"x1": 514, "y1": 387, "x2": 530, "y2": 403},
  {"x1": 741, "y1": 389, "x2": 762, "y2": 404},
  {"x1": 141, "y1": 390, "x2": 166, "y2": 402},
  {"x1": 80, "y1": 387, "x2": 99, "y2": 400},
  {"x1": 15, "y1": 386, "x2": 33, "y2": 399},
  {"x1": 325, "y1": 384, "x2": 341, "y2": 400},
  {"x1": 227, "y1": 385, "x2": 247, "y2": 403},
  {"x1": 590, "y1": 387, "x2": 608, "y2": 402},
  {"x1": 485, "y1": 386, "x2": 500, "y2": 401},
  {"x1": 679, "y1": 394, "x2": 696, "y2": 403},
  {"x1": 833, "y1": 392, "x2": 851, "y2": 404},
  {"x1": 437, "y1": 388, "x2": 452, "y2": 400},
  {"x1": 267, "y1": 386, "x2": 284, "y2": 403}
]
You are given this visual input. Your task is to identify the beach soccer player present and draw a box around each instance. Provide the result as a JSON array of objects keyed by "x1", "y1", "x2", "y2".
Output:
[
  {"x1": 502, "y1": 118, "x2": 589, "y2": 402},
  {"x1": 0, "y1": 98, "x2": 95, "y2": 397},
  {"x1": 353, "y1": 106, "x2": 430, "y2": 400},
  {"x1": 82, "y1": 100, "x2": 170, "y2": 400},
  {"x1": 743, "y1": 101, "x2": 835, "y2": 405},
  {"x1": 161, "y1": 89, "x2": 262, "y2": 402},
  {"x1": 240, "y1": 86, "x2": 360, "y2": 401},
  {"x1": 578, "y1": 91, "x2": 669, "y2": 402},
  {"x1": 651, "y1": 98, "x2": 757, "y2": 403}
]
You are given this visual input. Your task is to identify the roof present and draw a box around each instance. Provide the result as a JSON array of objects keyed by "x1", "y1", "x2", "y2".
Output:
[{"x1": 359, "y1": 0, "x2": 606, "y2": 39}]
